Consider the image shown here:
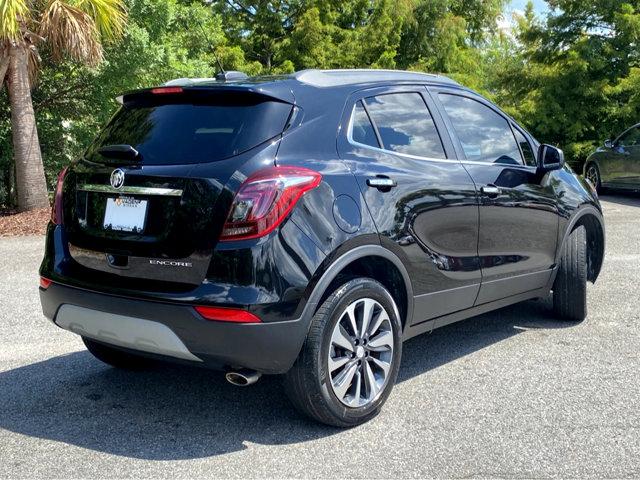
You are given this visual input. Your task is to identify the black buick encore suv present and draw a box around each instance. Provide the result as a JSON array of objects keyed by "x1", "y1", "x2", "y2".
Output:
[{"x1": 40, "y1": 69, "x2": 605, "y2": 427}]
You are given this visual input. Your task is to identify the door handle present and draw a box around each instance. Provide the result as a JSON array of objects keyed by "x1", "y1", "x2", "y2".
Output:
[
  {"x1": 481, "y1": 184, "x2": 501, "y2": 197},
  {"x1": 367, "y1": 176, "x2": 397, "y2": 190}
]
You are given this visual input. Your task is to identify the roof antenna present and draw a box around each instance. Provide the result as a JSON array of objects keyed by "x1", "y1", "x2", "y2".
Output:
[
  {"x1": 214, "y1": 53, "x2": 226, "y2": 75},
  {"x1": 194, "y1": 21, "x2": 225, "y2": 75},
  {"x1": 194, "y1": 22, "x2": 247, "y2": 82}
]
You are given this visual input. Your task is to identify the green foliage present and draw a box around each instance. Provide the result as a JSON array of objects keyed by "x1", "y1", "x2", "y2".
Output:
[
  {"x1": 0, "y1": 0, "x2": 28, "y2": 42},
  {"x1": 74, "y1": 0, "x2": 127, "y2": 40},
  {"x1": 493, "y1": 1, "x2": 640, "y2": 169},
  {"x1": 6, "y1": 0, "x2": 640, "y2": 207},
  {"x1": 1, "y1": 0, "x2": 258, "y2": 205},
  {"x1": 398, "y1": 0, "x2": 505, "y2": 70}
]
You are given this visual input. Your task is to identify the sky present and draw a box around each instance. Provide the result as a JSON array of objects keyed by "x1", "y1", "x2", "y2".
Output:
[
  {"x1": 508, "y1": 0, "x2": 550, "y2": 15},
  {"x1": 499, "y1": 0, "x2": 549, "y2": 32}
]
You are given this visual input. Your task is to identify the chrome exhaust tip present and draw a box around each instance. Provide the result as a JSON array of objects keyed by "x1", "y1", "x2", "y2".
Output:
[{"x1": 225, "y1": 369, "x2": 262, "y2": 387}]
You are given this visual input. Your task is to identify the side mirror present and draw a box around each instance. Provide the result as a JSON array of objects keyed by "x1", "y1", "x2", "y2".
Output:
[
  {"x1": 537, "y1": 144, "x2": 565, "y2": 173},
  {"x1": 604, "y1": 139, "x2": 613, "y2": 149}
]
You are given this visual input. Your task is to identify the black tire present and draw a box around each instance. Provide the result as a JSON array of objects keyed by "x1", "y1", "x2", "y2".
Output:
[
  {"x1": 552, "y1": 226, "x2": 588, "y2": 321},
  {"x1": 585, "y1": 162, "x2": 602, "y2": 193},
  {"x1": 283, "y1": 278, "x2": 403, "y2": 427},
  {"x1": 82, "y1": 337, "x2": 154, "y2": 370}
]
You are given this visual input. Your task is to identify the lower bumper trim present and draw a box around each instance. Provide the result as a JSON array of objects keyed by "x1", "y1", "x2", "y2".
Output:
[{"x1": 56, "y1": 304, "x2": 202, "y2": 362}]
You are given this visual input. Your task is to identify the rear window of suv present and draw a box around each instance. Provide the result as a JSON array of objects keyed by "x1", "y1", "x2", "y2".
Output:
[{"x1": 86, "y1": 92, "x2": 293, "y2": 165}]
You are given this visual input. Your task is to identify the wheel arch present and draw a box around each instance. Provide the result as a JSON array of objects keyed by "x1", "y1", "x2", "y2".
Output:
[
  {"x1": 583, "y1": 157, "x2": 600, "y2": 176},
  {"x1": 302, "y1": 245, "x2": 414, "y2": 333},
  {"x1": 558, "y1": 206, "x2": 605, "y2": 283}
]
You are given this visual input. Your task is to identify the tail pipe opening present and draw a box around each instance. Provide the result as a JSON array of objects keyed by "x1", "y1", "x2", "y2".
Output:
[{"x1": 225, "y1": 369, "x2": 262, "y2": 387}]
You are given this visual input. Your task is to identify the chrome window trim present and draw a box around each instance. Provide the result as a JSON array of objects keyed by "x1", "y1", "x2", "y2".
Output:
[
  {"x1": 347, "y1": 106, "x2": 537, "y2": 171},
  {"x1": 347, "y1": 94, "x2": 537, "y2": 171},
  {"x1": 78, "y1": 184, "x2": 183, "y2": 197}
]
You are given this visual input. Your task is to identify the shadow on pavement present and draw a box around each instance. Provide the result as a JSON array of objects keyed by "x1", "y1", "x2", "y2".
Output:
[{"x1": 0, "y1": 298, "x2": 575, "y2": 460}]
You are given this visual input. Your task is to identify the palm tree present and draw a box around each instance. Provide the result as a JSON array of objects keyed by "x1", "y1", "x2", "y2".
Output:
[{"x1": 0, "y1": 0, "x2": 126, "y2": 211}]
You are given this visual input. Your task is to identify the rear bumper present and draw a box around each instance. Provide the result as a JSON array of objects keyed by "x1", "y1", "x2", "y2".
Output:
[{"x1": 40, "y1": 282, "x2": 310, "y2": 374}]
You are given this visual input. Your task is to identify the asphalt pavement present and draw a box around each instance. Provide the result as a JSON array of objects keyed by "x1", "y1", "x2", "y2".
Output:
[{"x1": 1, "y1": 194, "x2": 639, "y2": 478}]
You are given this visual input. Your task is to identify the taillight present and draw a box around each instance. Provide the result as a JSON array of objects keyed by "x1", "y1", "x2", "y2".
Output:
[
  {"x1": 194, "y1": 306, "x2": 261, "y2": 323},
  {"x1": 51, "y1": 167, "x2": 68, "y2": 225},
  {"x1": 40, "y1": 277, "x2": 52, "y2": 289},
  {"x1": 220, "y1": 166, "x2": 322, "y2": 241}
]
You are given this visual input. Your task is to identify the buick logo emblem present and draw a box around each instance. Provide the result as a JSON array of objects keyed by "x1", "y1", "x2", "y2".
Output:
[{"x1": 110, "y1": 169, "x2": 125, "y2": 189}]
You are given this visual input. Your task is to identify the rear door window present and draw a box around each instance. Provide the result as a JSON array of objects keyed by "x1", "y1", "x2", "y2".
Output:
[
  {"x1": 86, "y1": 93, "x2": 292, "y2": 165},
  {"x1": 364, "y1": 93, "x2": 446, "y2": 159},
  {"x1": 439, "y1": 93, "x2": 523, "y2": 165}
]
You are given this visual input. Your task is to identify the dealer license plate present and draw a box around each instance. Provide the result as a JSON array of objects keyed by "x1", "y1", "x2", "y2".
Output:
[{"x1": 103, "y1": 196, "x2": 148, "y2": 232}]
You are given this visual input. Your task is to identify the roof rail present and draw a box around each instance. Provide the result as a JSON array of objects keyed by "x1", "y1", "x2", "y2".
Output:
[
  {"x1": 163, "y1": 78, "x2": 213, "y2": 86},
  {"x1": 293, "y1": 69, "x2": 458, "y2": 87},
  {"x1": 163, "y1": 71, "x2": 249, "y2": 87}
]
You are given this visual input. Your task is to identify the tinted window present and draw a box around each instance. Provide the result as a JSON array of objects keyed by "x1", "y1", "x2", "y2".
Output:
[
  {"x1": 351, "y1": 101, "x2": 379, "y2": 147},
  {"x1": 618, "y1": 127, "x2": 640, "y2": 147},
  {"x1": 86, "y1": 94, "x2": 292, "y2": 165},
  {"x1": 364, "y1": 93, "x2": 446, "y2": 158},
  {"x1": 513, "y1": 127, "x2": 537, "y2": 166},
  {"x1": 439, "y1": 94, "x2": 522, "y2": 165}
]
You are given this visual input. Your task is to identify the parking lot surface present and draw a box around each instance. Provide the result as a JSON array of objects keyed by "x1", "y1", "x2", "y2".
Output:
[{"x1": 1, "y1": 194, "x2": 639, "y2": 478}]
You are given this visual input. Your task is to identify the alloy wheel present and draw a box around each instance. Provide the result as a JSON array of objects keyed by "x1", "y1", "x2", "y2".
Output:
[
  {"x1": 586, "y1": 165, "x2": 600, "y2": 189},
  {"x1": 327, "y1": 297, "x2": 394, "y2": 408}
]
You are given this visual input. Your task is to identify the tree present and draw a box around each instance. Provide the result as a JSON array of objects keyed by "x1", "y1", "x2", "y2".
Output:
[
  {"x1": 0, "y1": 0, "x2": 126, "y2": 211},
  {"x1": 214, "y1": 0, "x2": 306, "y2": 72},
  {"x1": 0, "y1": 0, "x2": 257, "y2": 208},
  {"x1": 0, "y1": 0, "x2": 526, "y2": 208},
  {"x1": 493, "y1": 1, "x2": 640, "y2": 168},
  {"x1": 282, "y1": 0, "x2": 411, "y2": 70}
]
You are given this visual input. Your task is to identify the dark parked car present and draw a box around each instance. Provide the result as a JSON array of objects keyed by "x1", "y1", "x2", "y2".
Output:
[
  {"x1": 40, "y1": 69, "x2": 605, "y2": 427},
  {"x1": 585, "y1": 124, "x2": 640, "y2": 192}
]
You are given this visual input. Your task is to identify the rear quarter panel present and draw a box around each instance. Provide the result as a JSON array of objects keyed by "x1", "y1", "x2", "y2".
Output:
[{"x1": 273, "y1": 83, "x2": 382, "y2": 317}]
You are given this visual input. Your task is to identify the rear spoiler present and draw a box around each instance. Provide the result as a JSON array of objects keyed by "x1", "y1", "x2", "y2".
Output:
[{"x1": 116, "y1": 83, "x2": 296, "y2": 106}]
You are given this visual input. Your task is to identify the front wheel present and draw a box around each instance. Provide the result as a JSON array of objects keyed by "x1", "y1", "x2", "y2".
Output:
[
  {"x1": 284, "y1": 278, "x2": 402, "y2": 427},
  {"x1": 552, "y1": 226, "x2": 588, "y2": 322}
]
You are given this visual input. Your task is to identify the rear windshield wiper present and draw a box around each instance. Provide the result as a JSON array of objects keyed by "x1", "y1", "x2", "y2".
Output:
[{"x1": 98, "y1": 144, "x2": 141, "y2": 162}]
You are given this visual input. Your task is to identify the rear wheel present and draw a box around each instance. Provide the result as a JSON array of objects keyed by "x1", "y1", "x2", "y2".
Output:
[
  {"x1": 585, "y1": 163, "x2": 602, "y2": 193},
  {"x1": 552, "y1": 226, "x2": 588, "y2": 322},
  {"x1": 83, "y1": 337, "x2": 154, "y2": 370},
  {"x1": 284, "y1": 278, "x2": 402, "y2": 427}
]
